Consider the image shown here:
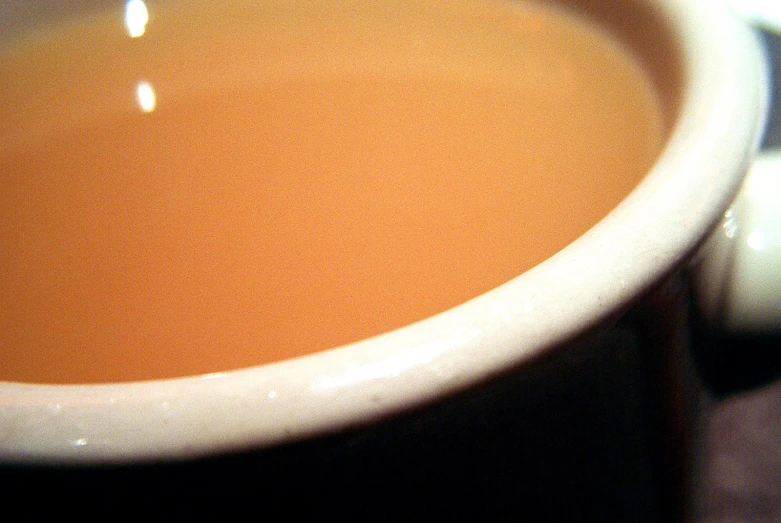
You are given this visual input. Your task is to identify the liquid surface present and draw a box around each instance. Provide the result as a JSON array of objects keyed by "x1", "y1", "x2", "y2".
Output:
[{"x1": 0, "y1": 0, "x2": 665, "y2": 383}]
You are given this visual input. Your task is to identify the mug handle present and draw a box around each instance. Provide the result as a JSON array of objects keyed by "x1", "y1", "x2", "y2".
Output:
[
  {"x1": 717, "y1": 150, "x2": 781, "y2": 333},
  {"x1": 695, "y1": 150, "x2": 781, "y2": 335}
]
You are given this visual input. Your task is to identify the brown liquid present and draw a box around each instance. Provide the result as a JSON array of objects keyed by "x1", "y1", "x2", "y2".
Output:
[{"x1": 0, "y1": 0, "x2": 666, "y2": 383}]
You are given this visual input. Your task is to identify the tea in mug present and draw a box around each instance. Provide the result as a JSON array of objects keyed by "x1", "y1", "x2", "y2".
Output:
[{"x1": 0, "y1": 0, "x2": 667, "y2": 383}]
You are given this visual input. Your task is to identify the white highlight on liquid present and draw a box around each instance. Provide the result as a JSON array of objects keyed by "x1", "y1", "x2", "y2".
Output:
[
  {"x1": 136, "y1": 80, "x2": 156, "y2": 113},
  {"x1": 125, "y1": 0, "x2": 150, "y2": 38}
]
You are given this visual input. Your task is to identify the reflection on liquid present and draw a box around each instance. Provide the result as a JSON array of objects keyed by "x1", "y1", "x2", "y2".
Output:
[
  {"x1": 136, "y1": 80, "x2": 156, "y2": 112},
  {"x1": 125, "y1": 0, "x2": 149, "y2": 38},
  {"x1": 125, "y1": 1, "x2": 155, "y2": 113}
]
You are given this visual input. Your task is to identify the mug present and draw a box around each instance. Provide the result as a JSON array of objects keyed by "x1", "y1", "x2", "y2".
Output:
[{"x1": 0, "y1": 0, "x2": 777, "y2": 520}]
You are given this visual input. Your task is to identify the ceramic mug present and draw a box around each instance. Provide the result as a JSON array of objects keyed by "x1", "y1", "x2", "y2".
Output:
[{"x1": 0, "y1": 0, "x2": 778, "y2": 520}]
